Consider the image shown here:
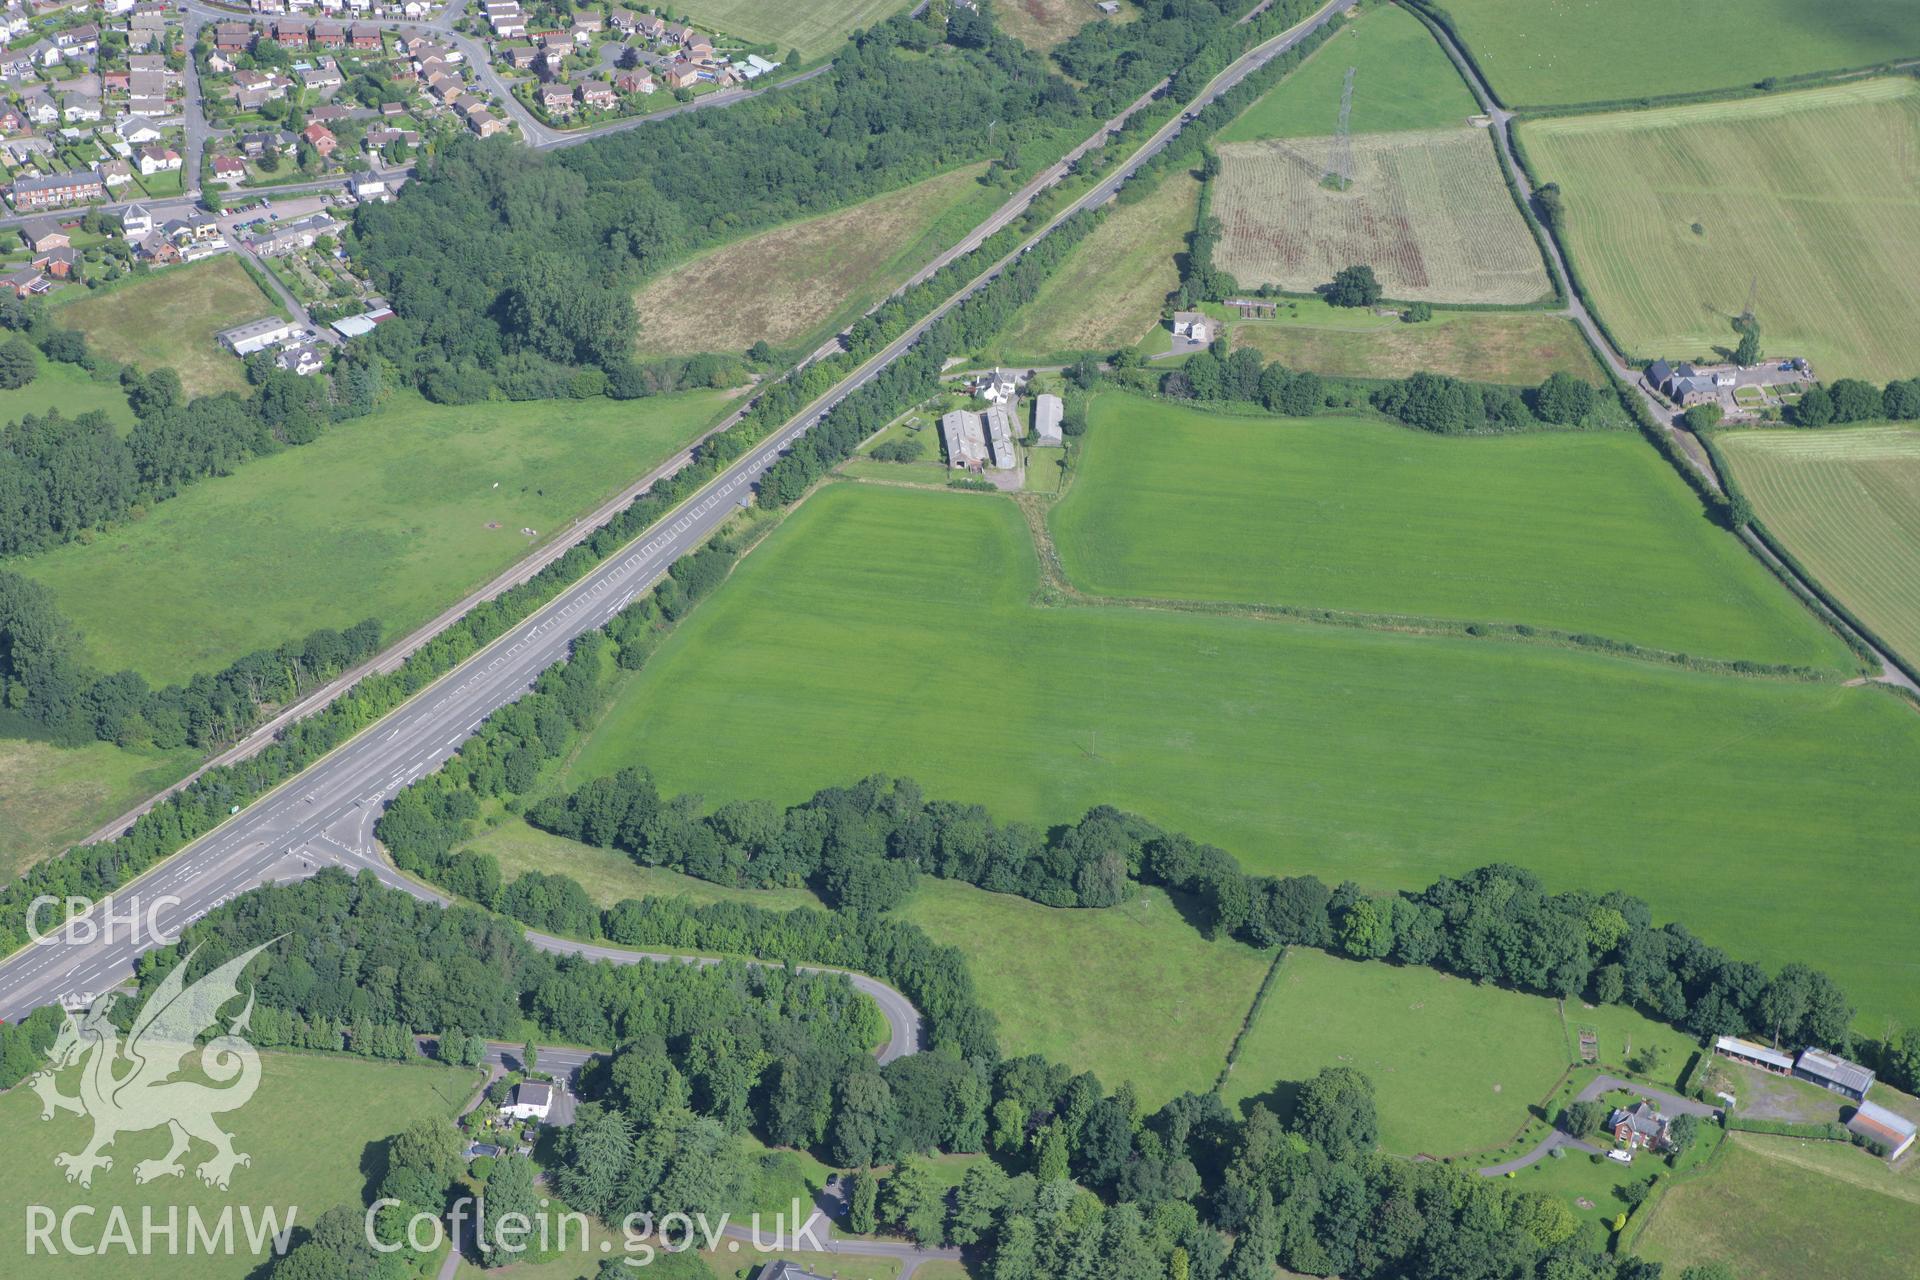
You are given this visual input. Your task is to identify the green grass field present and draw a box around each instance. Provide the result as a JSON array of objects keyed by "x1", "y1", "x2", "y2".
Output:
[
  {"x1": 895, "y1": 881, "x2": 1273, "y2": 1107},
  {"x1": 634, "y1": 166, "x2": 994, "y2": 359},
  {"x1": 1519, "y1": 79, "x2": 1920, "y2": 380},
  {"x1": 1438, "y1": 0, "x2": 1920, "y2": 108},
  {"x1": 1634, "y1": 1134, "x2": 1920, "y2": 1280},
  {"x1": 1048, "y1": 394, "x2": 1852, "y2": 668},
  {"x1": 673, "y1": 0, "x2": 915, "y2": 59},
  {"x1": 0, "y1": 736, "x2": 199, "y2": 880},
  {"x1": 558, "y1": 481, "x2": 1920, "y2": 1032},
  {"x1": 1224, "y1": 949, "x2": 1569, "y2": 1156},
  {"x1": 996, "y1": 0, "x2": 1131, "y2": 53},
  {"x1": 0, "y1": 350, "x2": 134, "y2": 431},
  {"x1": 1226, "y1": 297, "x2": 1604, "y2": 385},
  {"x1": 986, "y1": 172, "x2": 1198, "y2": 362},
  {"x1": 1219, "y1": 2, "x2": 1479, "y2": 142},
  {"x1": 1716, "y1": 427, "x2": 1920, "y2": 671},
  {"x1": 0, "y1": 1053, "x2": 477, "y2": 1280},
  {"x1": 57, "y1": 256, "x2": 281, "y2": 396},
  {"x1": 471, "y1": 819, "x2": 830, "y2": 914},
  {"x1": 21, "y1": 388, "x2": 734, "y2": 685}
]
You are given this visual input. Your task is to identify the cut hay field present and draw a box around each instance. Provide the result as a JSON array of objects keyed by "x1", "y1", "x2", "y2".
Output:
[
  {"x1": 987, "y1": 173, "x2": 1198, "y2": 360},
  {"x1": 1213, "y1": 128, "x2": 1548, "y2": 303},
  {"x1": 20, "y1": 387, "x2": 733, "y2": 685},
  {"x1": 0, "y1": 736, "x2": 199, "y2": 880},
  {"x1": 1437, "y1": 0, "x2": 1920, "y2": 108},
  {"x1": 56, "y1": 255, "x2": 280, "y2": 396},
  {"x1": 559, "y1": 481, "x2": 1920, "y2": 1031},
  {"x1": 1049, "y1": 394, "x2": 1852, "y2": 668},
  {"x1": 1633, "y1": 1133, "x2": 1920, "y2": 1280},
  {"x1": 0, "y1": 1053, "x2": 477, "y2": 1280},
  {"x1": 634, "y1": 165, "x2": 991, "y2": 359},
  {"x1": 1219, "y1": 1, "x2": 1478, "y2": 142},
  {"x1": 673, "y1": 0, "x2": 914, "y2": 59},
  {"x1": 997, "y1": 0, "x2": 1132, "y2": 54},
  {"x1": 1224, "y1": 949, "x2": 1569, "y2": 1157},
  {"x1": 1226, "y1": 295, "x2": 1604, "y2": 384},
  {"x1": 894, "y1": 881, "x2": 1273, "y2": 1108},
  {"x1": 1717, "y1": 427, "x2": 1920, "y2": 671},
  {"x1": 1519, "y1": 79, "x2": 1920, "y2": 381},
  {"x1": 0, "y1": 350, "x2": 134, "y2": 431}
]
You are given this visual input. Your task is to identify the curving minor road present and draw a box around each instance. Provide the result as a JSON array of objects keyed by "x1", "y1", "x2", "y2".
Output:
[
  {"x1": 1415, "y1": 4, "x2": 1919, "y2": 694},
  {"x1": 0, "y1": 0, "x2": 1359, "y2": 1032}
]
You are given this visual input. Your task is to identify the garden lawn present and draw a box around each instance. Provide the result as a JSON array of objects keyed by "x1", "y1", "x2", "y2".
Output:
[
  {"x1": 1048, "y1": 394, "x2": 1853, "y2": 669},
  {"x1": 987, "y1": 172, "x2": 1198, "y2": 361},
  {"x1": 1225, "y1": 949, "x2": 1568, "y2": 1156},
  {"x1": 634, "y1": 166, "x2": 993, "y2": 360},
  {"x1": 558, "y1": 482, "x2": 1920, "y2": 1033},
  {"x1": 895, "y1": 881, "x2": 1273, "y2": 1108},
  {"x1": 0, "y1": 1053, "x2": 477, "y2": 1280},
  {"x1": 0, "y1": 736, "x2": 199, "y2": 880},
  {"x1": 1219, "y1": 2, "x2": 1478, "y2": 141},
  {"x1": 1518, "y1": 79, "x2": 1920, "y2": 381},
  {"x1": 1633, "y1": 1133, "x2": 1920, "y2": 1280},
  {"x1": 1716, "y1": 426, "x2": 1920, "y2": 672},
  {"x1": 672, "y1": 0, "x2": 915, "y2": 59},
  {"x1": 0, "y1": 350, "x2": 134, "y2": 431},
  {"x1": 20, "y1": 388, "x2": 734, "y2": 685},
  {"x1": 56, "y1": 255, "x2": 281, "y2": 396},
  {"x1": 1436, "y1": 0, "x2": 1920, "y2": 108},
  {"x1": 1226, "y1": 297, "x2": 1603, "y2": 385}
]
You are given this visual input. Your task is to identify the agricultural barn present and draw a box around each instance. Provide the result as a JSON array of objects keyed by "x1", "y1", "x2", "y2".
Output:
[
  {"x1": 941, "y1": 410, "x2": 989, "y2": 470},
  {"x1": 1714, "y1": 1035, "x2": 1794, "y2": 1075},
  {"x1": 1794, "y1": 1047, "x2": 1875, "y2": 1101},
  {"x1": 1846, "y1": 1100, "x2": 1917, "y2": 1159},
  {"x1": 1034, "y1": 393, "x2": 1064, "y2": 446},
  {"x1": 985, "y1": 407, "x2": 1017, "y2": 470}
]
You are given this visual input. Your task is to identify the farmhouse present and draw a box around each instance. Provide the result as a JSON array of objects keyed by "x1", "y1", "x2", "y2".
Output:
[
  {"x1": 275, "y1": 342, "x2": 324, "y2": 376},
  {"x1": 1172, "y1": 310, "x2": 1211, "y2": 343},
  {"x1": 219, "y1": 316, "x2": 303, "y2": 356},
  {"x1": 499, "y1": 1080, "x2": 552, "y2": 1122},
  {"x1": 1607, "y1": 1101, "x2": 1669, "y2": 1152},
  {"x1": 1034, "y1": 393, "x2": 1064, "y2": 446},
  {"x1": 1793, "y1": 1048, "x2": 1874, "y2": 1101},
  {"x1": 973, "y1": 367, "x2": 1019, "y2": 405},
  {"x1": 1846, "y1": 1100, "x2": 1917, "y2": 1159},
  {"x1": 1713, "y1": 1035, "x2": 1794, "y2": 1075},
  {"x1": 940, "y1": 409, "x2": 989, "y2": 470}
]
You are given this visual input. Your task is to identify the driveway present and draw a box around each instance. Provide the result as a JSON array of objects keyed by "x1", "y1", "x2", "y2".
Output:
[{"x1": 1477, "y1": 1074, "x2": 1719, "y2": 1177}]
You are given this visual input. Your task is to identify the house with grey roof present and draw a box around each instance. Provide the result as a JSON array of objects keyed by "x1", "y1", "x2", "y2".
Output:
[{"x1": 1607, "y1": 1100, "x2": 1669, "y2": 1151}]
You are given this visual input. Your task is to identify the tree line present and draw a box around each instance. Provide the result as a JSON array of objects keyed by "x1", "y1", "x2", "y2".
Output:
[{"x1": 1787, "y1": 374, "x2": 1920, "y2": 428}]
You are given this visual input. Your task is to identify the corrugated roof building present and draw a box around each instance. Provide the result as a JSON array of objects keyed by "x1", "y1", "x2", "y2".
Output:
[
  {"x1": 1033, "y1": 393, "x2": 1063, "y2": 446},
  {"x1": 985, "y1": 406, "x2": 1016, "y2": 470},
  {"x1": 1847, "y1": 1099, "x2": 1916, "y2": 1159},
  {"x1": 1794, "y1": 1048, "x2": 1875, "y2": 1100},
  {"x1": 941, "y1": 410, "x2": 987, "y2": 470}
]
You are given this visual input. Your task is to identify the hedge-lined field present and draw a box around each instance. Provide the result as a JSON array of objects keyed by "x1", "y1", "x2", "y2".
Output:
[
  {"x1": 1717, "y1": 426, "x2": 1920, "y2": 670},
  {"x1": 558, "y1": 482, "x2": 1920, "y2": 1030},
  {"x1": 987, "y1": 173, "x2": 1198, "y2": 361},
  {"x1": 1213, "y1": 128, "x2": 1549, "y2": 303},
  {"x1": 57, "y1": 255, "x2": 280, "y2": 397},
  {"x1": 1049, "y1": 394, "x2": 1854, "y2": 668},
  {"x1": 1520, "y1": 80, "x2": 1920, "y2": 380},
  {"x1": 1634, "y1": 1134, "x2": 1920, "y2": 1280},
  {"x1": 1220, "y1": 1, "x2": 1478, "y2": 141},
  {"x1": 1227, "y1": 298, "x2": 1604, "y2": 385},
  {"x1": 21, "y1": 388, "x2": 734, "y2": 684},
  {"x1": 1224, "y1": 948, "x2": 1568, "y2": 1157},
  {"x1": 0, "y1": 1054, "x2": 475, "y2": 1280},
  {"x1": 1434, "y1": 0, "x2": 1920, "y2": 108}
]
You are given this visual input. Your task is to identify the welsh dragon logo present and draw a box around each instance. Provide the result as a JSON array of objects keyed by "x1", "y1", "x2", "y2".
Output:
[{"x1": 28, "y1": 941, "x2": 276, "y2": 1191}]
